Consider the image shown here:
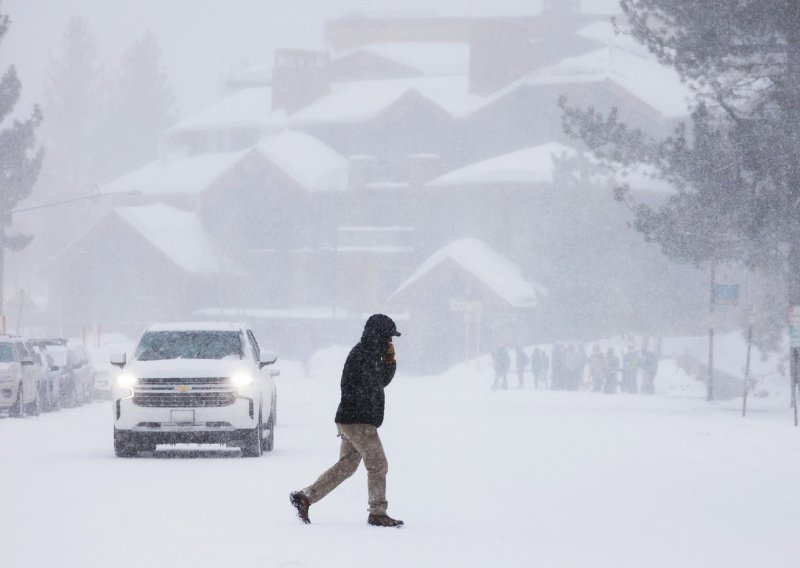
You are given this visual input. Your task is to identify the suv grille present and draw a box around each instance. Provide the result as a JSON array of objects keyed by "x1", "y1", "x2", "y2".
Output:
[{"x1": 133, "y1": 377, "x2": 235, "y2": 407}]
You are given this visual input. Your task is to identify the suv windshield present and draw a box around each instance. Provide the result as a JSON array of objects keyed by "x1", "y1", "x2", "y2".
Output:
[
  {"x1": 135, "y1": 331, "x2": 243, "y2": 361},
  {"x1": 0, "y1": 343, "x2": 13, "y2": 363}
]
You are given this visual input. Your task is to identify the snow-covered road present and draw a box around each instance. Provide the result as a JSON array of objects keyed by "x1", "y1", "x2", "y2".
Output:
[{"x1": 2, "y1": 350, "x2": 799, "y2": 568}]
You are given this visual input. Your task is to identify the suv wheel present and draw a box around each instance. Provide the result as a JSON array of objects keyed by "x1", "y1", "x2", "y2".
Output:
[
  {"x1": 262, "y1": 406, "x2": 275, "y2": 452},
  {"x1": 24, "y1": 385, "x2": 40, "y2": 416},
  {"x1": 62, "y1": 380, "x2": 78, "y2": 408},
  {"x1": 240, "y1": 411, "x2": 263, "y2": 457},
  {"x1": 114, "y1": 429, "x2": 138, "y2": 457},
  {"x1": 9, "y1": 384, "x2": 22, "y2": 418}
]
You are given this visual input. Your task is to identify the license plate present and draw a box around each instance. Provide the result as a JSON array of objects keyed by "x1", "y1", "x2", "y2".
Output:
[{"x1": 171, "y1": 410, "x2": 195, "y2": 425}]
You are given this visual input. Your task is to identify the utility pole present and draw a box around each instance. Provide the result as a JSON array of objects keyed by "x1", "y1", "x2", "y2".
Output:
[{"x1": 707, "y1": 263, "x2": 715, "y2": 402}]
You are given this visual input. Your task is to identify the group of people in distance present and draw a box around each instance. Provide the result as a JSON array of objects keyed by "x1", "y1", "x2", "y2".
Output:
[{"x1": 492, "y1": 342, "x2": 659, "y2": 395}]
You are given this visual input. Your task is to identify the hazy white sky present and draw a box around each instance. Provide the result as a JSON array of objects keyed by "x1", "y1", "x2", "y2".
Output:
[{"x1": 0, "y1": 0, "x2": 621, "y2": 118}]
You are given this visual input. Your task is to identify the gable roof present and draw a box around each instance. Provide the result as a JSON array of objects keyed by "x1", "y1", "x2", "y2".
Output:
[
  {"x1": 256, "y1": 130, "x2": 348, "y2": 193},
  {"x1": 333, "y1": 42, "x2": 470, "y2": 77},
  {"x1": 391, "y1": 238, "x2": 545, "y2": 309},
  {"x1": 166, "y1": 87, "x2": 286, "y2": 133},
  {"x1": 101, "y1": 150, "x2": 250, "y2": 196},
  {"x1": 290, "y1": 76, "x2": 481, "y2": 124},
  {"x1": 428, "y1": 142, "x2": 576, "y2": 188},
  {"x1": 522, "y1": 47, "x2": 693, "y2": 118},
  {"x1": 115, "y1": 204, "x2": 226, "y2": 275},
  {"x1": 101, "y1": 130, "x2": 347, "y2": 197}
]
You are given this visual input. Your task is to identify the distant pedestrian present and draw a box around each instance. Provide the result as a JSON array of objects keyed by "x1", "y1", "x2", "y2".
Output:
[
  {"x1": 290, "y1": 314, "x2": 404, "y2": 528},
  {"x1": 604, "y1": 348, "x2": 620, "y2": 394},
  {"x1": 514, "y1": 346, "x2": 529, "y2": 388},
  {"x1": 640, "y1": 347, "x2": 658, "y2": 395},
  {"x1": 550, "y1": 344, "x2": 565, "y2": 390},
  {"x1": 492, "y1": 345, "x2": 510, "y2": 390},
  {"x1": 621, "y1": 345, "x2": 640, "y2": 394},
  {"x1": 530, "y1": 347, "x2": 549, "y2": 389},
  {"x1": 587, "y1": 345, "x2": 606, "y2": 392}
]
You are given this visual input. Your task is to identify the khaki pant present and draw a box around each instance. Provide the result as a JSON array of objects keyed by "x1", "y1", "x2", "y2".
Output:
[{"x1": 304, "y1": 423, "x2": 389, "y2": 515}]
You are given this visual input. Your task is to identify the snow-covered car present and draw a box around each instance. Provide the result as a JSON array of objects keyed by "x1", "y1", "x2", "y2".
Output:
[
  {"x1": 31, "y1": 341, "x2": 82, "y2": 408},
  {"x1": 89, "y1": 339, "x2": 133, "y2": 399},
  {"x1": 111, "y1": 322, "x2": 279, "y2": 457},
  {"x1": 0, "y1": 337, "x2": 41, "y2": 417},
  {"x1": 67, "y1": 339, "x2": 94, "y2": 403},
  {"x1": 30, "y1": 344, "x2": 60, "y2": 411}
]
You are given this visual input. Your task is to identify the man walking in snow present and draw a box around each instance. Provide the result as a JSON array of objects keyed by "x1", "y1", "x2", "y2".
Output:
[{"x1": 290, "y1": 314, "x2": 404, "y2": 528}]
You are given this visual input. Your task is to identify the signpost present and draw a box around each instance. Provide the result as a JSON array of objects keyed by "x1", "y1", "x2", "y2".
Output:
[{"x1": 789, "y1": 306, "x2": 800, "y2": 426}]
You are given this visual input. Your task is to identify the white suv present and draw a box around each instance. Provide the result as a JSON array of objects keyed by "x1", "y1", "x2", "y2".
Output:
[
  {"x1": 111, "y1": 322, "x2": 278, "y2": 457},
  {"x1": 0, "y1": 337, "x2": 41, "y2": 416}
]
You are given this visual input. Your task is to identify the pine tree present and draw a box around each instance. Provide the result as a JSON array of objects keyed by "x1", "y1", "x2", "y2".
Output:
[
  {"x1": 43, "y1": 16, "x2": 102, "y2": 190},
  {"x1": 98, "y1": 30, "x2": 177, "y2": 178},
  {"x1": 0, "y1": 9, "x2": 44, "y2": 315},
  {"x1": 560, "y1": 1, "x2": 800, "y2": 400}
]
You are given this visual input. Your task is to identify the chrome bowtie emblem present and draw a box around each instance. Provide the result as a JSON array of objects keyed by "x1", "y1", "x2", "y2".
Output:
[{"x1": 175, "y1": 385, "x2": 191, "y2": 393}]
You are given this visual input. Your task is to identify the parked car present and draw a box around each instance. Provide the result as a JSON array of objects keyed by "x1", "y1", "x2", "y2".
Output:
[
  {"x1": 0, "y1": 336, "x2": 41, "y2": 416},
  {"x1": 30, "y1": 344, "x2": 60, "y2": 411},
  {"x1": 111, "y1": 322, "x2": 279, "y2": 457},
  {"x1": 35, "y1": 343, "x2": 80, "y2": 408},
  {"x1": 88, "y1": 337, "x2": 133, "y2": 399},
  {"x1": 67, "y1": 339, "x2": 95, "y2": 403}
]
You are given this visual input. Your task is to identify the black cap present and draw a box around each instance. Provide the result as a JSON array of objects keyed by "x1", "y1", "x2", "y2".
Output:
[{"x1": 364, "y1": 314, "x2": 401, "y2": 338}]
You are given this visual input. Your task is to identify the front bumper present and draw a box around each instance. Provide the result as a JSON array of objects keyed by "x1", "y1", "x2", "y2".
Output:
[{"x1": 114, "y1": 395, "x2": 257, "y2": 432}]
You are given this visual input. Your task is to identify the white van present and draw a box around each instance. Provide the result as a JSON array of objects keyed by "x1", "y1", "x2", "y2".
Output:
[{"x1": 111, "y1": 322, "x2": 278, "y2": 457}]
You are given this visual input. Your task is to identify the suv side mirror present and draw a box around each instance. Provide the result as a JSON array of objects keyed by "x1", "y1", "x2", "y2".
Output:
[
  {"x1": 110, "y1": 352, "x2": 127, "y2": 368},
  {"x1": 259, "y1": 350, "x2": 277, "y2": 369}
]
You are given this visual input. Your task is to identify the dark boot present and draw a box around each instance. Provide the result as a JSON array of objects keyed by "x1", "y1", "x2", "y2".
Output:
[
  {"x1": 290, "y1": 491, "x2": 311, "y2": 524},
  {"x1": 368, "y1": 513, "x2": 404, "y2": 528}
]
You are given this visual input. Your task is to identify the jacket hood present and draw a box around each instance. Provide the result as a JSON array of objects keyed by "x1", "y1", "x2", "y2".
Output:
[{"x1": 361, "y1": 314, "x2": 401, "y2": 343}]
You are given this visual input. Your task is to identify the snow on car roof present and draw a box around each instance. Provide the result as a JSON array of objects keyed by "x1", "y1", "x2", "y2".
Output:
[{"x1": 145, "y1": 322, "x2": 249, "y2": 333}]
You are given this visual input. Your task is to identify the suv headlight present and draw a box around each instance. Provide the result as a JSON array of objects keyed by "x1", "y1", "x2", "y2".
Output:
[
  {"x1": 231, "y1": 372, "x2": 254, "y2": 388},
  {"x1": 117, "y1": 373, "x2": 137, "y2": 389}
]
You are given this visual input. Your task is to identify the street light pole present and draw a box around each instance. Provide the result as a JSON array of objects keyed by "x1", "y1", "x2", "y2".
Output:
[{"x1": 707, "y1": 263, "x2": 715, "y2": 402}]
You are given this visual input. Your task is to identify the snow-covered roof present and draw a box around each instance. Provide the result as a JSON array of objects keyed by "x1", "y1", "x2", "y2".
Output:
[
  {"x1": 428, "y1": 142, "x2": 576, "y2": 188},
  {"x1": 290, "y1": 76, "x2": 482, "y2": 124},
  {"x1": 115, "y1": 204, "x2": 224, "y2": 275},
  {"x1": 392, "y1": 238, "x2": 545, "y2": 308},
  {"x1": 517, "y1": 47, "x2": 693, "y2": 118},
  {"x1": 102, "y1": 130, "x2": 346, "y2": 196},
  {"x1": 101, "y1": 150, "x2": 249, "y2": 196},
  {"x1": 256, "y1": 130, "x2": 348, "y2": 192},
  {"x1": 166, "y1": 87, "x2": 286, "y2": 133},
  {"x1": 575, "y1": 21, "x2": 650, "y2": 56},
  {"x1": 333, "y1": 42, "x2": 470, "y2": 77}
]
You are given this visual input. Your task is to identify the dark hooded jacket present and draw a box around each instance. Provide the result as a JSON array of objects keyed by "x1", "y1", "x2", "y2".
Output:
[{"x1": 334, "y1": 315, "x2": 399, "y2": 428}]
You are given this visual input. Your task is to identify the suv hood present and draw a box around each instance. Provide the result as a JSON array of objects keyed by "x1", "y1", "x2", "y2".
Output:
[{"x1": 127, "y1": 358, "x2": 251, "y2": 379}]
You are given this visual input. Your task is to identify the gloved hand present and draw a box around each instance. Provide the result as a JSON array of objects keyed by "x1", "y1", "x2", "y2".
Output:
[{"x1": 385, "y1": 341, "x2": 396, "y2": 365}]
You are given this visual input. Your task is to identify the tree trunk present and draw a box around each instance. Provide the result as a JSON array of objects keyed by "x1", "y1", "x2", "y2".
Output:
[{"x1": 786, "y1": 3, "x2": 800, "y2": 423}]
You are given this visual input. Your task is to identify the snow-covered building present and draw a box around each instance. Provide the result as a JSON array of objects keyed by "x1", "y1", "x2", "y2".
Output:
[
  {"x1": 51, "y1": 7, "x2": 696, "y2": 364},
  {"x1": 50, "y1": 204, "x2": 233, "y2": 330},
  {"x1": 388, "y1": 238, "x2": 546, "y2": 369}
]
